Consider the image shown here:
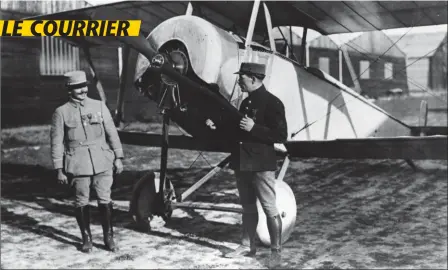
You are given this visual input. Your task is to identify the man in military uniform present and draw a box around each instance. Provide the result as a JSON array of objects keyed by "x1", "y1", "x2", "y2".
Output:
[
  {"x1": 50, "y1": 70, "x2": 124, "y2": 253},
  {"x1": 225, "y1": 62, "x2": 288, "y2": 268}
]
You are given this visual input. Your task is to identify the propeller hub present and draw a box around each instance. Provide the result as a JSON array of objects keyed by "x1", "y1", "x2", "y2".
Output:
[
  {"x1": 151, "y1": 54, "x2": 165, "y2": 68},
  {"x1": 169, "y1": 49, "x2": 188, "y2": 76}
]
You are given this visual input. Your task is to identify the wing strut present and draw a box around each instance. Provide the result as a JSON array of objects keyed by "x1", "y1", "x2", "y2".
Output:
[
  {"x1": 83, "y1": 46, "x2": 109, "y2": 106},
  {"x1": 245, "y1": 0, "x2": 261, "y2": 49},
  {"x1": 114, "y1": 45, "x2": 131, "y2": 127},
  {"x1": 300, "y1": 27, "x2": 308, "y2": 66},
  {"x1": 340, "y1": 44, "x2": 362, "y2": 93}
]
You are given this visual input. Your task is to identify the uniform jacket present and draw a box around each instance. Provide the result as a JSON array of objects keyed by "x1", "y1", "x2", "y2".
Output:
[
  {"x1": 50, "y1": 97, "x2": 124, "y2": 176},
  {"x1": 230, "y1": 85, "x2": 287, "y2": 171}
]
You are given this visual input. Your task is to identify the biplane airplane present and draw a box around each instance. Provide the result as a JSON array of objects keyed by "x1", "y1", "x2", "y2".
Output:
[{"x1": 26, "y1": 1, "x2": 448, "y2": 245}]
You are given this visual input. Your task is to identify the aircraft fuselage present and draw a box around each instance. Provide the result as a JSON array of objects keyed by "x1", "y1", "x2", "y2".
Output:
[{"x1": 134, "y1": 15, "x2": 410, "y2": 143}]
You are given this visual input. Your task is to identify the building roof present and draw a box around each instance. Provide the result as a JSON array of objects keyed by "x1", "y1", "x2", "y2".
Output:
[
  {"x1": 343, "y1": 31, "x2": 406, "y2": 57},
  {"x1": 327, "y1": 33, "x2": 363, "y2": 47},
  {"x1": 387, "y1": 31, "x2": 447, "y2": 58},
  {"x1": 308, "y1": 35, "x2": 340, "y2": 50}
]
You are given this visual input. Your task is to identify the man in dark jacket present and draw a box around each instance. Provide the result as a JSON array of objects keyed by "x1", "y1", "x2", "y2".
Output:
[{"x1": 225, "y1": 62, "x2": 288, "y2": 268}]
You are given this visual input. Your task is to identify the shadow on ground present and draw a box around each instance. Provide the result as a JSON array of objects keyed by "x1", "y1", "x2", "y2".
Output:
[{"x1": 1, "y1": 163, "x2": 244, "y2": 250}]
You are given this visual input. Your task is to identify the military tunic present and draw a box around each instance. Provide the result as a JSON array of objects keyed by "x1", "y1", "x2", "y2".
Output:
[
  {"x1": 230, "y1": 85, "x2": 288, "y2": 171},
  {"x1": 50, "y1": 97, "x2": 124, "y2": 176}
]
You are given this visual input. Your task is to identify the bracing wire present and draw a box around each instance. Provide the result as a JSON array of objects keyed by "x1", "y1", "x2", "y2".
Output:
[
  {"x1": 344, "y1": 40, "x2": 448, "y2": 103},
  {"x1": 354, "y1": 11, "x2": 425, "y2": 84},
  {"x1": 294, "y1": 41, "x2": 448, "y2": 137}
]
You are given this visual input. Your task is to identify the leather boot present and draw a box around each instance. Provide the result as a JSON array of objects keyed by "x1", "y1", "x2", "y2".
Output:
[
  {"x1": 266, "y1": 214, "x2": 284, "y2": 269},
  {"x1": 99, "y1": 202, "x2": 118, "y2": 252},
  {"x1": 75, "y1": 205, "x2": 93, "y2": 253},
  {"x1": 225, "y1": 212, "x2": 258, "y2": 258}
]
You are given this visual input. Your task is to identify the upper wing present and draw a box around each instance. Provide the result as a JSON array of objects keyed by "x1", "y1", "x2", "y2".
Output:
[
  {"x1": 24, "y1": 1, "x2": 447, "y2": 48},
  {"x1": 265, "y1": 1, "x2": 448, "y2": 35}
]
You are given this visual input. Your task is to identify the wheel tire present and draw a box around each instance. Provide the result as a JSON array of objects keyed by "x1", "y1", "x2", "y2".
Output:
[{"x1": 256, "y1": 180, "x2": 297, "y2": 246}]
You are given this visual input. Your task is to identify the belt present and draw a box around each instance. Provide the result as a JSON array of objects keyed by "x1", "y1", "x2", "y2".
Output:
[{"x1": 66, "y1": 139, "x2": 102, "y2": 148}]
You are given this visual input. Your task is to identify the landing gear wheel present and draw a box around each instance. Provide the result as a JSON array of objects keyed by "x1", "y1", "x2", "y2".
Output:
[
  {"x1": 129, "y1": 172, "x2": 177, "y2": 231},
  {"x1": 256, "y1": 180, "x2": 297, "y2": 246}
]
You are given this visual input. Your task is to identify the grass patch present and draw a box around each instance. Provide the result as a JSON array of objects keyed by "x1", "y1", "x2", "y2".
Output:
[{"x1": 1, "y1": 125, "x2": 51, "y2": 148}]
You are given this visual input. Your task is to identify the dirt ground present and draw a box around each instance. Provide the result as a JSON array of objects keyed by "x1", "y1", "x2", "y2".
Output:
[
  {"x1": 2, "y1": 94, "x2": 448, "y2": 270},
  {"x1": 1, "y1": 127, "x2": 447, "y2": 269}
]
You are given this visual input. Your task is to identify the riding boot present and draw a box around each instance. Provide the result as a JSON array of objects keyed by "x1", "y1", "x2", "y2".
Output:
[
  {"x1": 266, "y1": 214, "x2": 284, "y2": 269},
  {"x1": 99, "y1": 202, "x2": 118, "y2": 252},
  {"x1": 75, "y1": 205, "x2": 93, "y2": 253},
  {"x1": 225, "y1": 212, "x2": 258, "y2": 258}
]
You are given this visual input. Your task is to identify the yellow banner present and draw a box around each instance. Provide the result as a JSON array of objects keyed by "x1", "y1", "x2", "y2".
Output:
[{"x1": 0, "y1": 20, "x2": 141, "y2": 37}]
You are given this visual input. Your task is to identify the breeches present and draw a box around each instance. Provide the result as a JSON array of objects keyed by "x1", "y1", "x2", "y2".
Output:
[
  {"x1": 70, "y1": 170, "x2": 113, "y2": 207},
  {"x1": 235, "y1": 170, "x2": 278, "y2": 217}
]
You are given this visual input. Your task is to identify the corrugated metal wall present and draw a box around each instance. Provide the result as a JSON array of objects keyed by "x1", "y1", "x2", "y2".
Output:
[
  {"x1": 1, "y1": 1, "x2": 159, "y2": 127},
  {"x1": 0, "y1": 0, "x2": 87, "y2": 15},
  {"x1": 40, "y1": 37, "x2": 80, "y2": 75}
]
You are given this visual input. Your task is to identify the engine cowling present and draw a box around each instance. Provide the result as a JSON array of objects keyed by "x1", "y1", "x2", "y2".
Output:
[{"x1": 134, "y1": 15, "x2": 241, "y2": 101}]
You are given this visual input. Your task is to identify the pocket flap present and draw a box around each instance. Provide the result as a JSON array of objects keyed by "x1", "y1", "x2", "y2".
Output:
[
  {"x1": 65, "y1": 121, "x2": 78, "y2": 128},
  {"x1": 101, "y1": 145, "x2": 111, "y2": 151}
]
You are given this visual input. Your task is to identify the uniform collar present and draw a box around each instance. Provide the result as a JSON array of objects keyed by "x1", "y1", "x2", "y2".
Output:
[
  {"x1": 68, "y1": 97, "x2": 87, "y2": 108},
  {"x1": 248, "y1": 84, "x2": 265, "y2": 98}
]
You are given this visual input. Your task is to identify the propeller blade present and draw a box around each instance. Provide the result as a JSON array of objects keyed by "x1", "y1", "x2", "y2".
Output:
[{"x1": 85, "y1": 6, "x2": 158, "y2": 60}]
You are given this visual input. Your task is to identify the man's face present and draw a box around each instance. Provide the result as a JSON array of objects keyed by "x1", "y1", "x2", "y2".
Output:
[
  {"x1": 238, "y1": 73, "x2": 252, "y2": 92},
  {"x1": 69, "y1": 86, "x2": 88, "y2": 101}
]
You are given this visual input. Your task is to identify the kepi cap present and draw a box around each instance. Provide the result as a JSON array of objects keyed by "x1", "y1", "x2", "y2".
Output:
[
  {"x1": 65, "y1": 70, "x2": 89, "y2": 89},
  {"x1": 234, "y1": 62, "x2": 266, "y2": 76}
]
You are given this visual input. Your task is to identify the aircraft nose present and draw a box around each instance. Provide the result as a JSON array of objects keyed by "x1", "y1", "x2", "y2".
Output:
[
  {"x1": 134, "y1": 66, "x2": 161, "y2": 99},
  {"x1": 151, "y1": 54, "x2": 165, "y2": 68}
]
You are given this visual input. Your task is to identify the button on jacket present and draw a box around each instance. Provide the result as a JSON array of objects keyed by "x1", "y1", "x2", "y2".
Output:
[
  {"x1": 230, "y1": 85, "x2": 288, "y2": 171},
  {"x1": 50, "y1": 97, "x2": 124, "y2": 176}
]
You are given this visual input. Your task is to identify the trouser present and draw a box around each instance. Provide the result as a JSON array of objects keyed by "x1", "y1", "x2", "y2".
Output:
[
  {"x1": 70, "y1": 170, "x2": 113, "y2": 207},
  {"x1": 71, "y1": 170, "x2": 117, "y2": 251},
  {"x1": 234, "y1": 170, "x2": 282, "y2": 251},
  {"x1": 235, "y1": 170, "x2": 278, "y2": 217}
]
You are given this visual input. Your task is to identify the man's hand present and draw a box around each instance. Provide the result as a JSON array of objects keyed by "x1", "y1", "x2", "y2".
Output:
[
  {"x1": 239, "y1": 115, "x2": 255, "y2": 132},
  {"x1": 205, "y1": 119, "x2": 216, "y2": 130},
  {"x1": 57, "y1": 169, "x2": 68, "y2": 185},
  {"x1": 114, "y1": 159, "x2": 123, "y2": 174}
]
